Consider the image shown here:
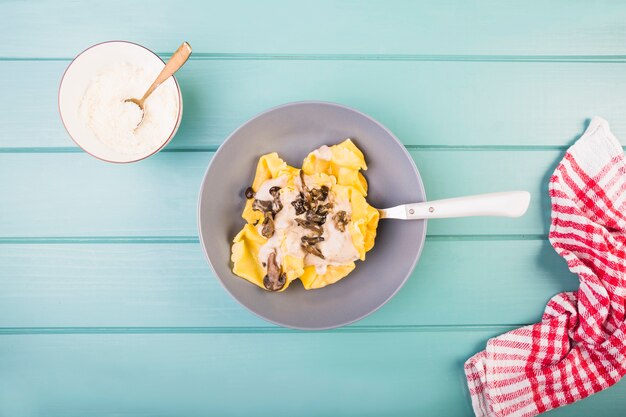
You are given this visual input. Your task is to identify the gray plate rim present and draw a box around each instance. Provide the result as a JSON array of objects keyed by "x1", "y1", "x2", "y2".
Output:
[{"x1": 197, "y1": 100, "x2": 427, "y2": 330}]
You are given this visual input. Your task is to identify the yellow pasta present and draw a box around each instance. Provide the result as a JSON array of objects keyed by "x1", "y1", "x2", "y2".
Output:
[{"x1": 231, "y1": 139, "x2": 380, "y2": 291}]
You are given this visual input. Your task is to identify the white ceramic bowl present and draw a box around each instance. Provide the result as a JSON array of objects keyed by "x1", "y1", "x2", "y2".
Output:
[{"x1": 59, "y1": 41, "x2": 183, "y2": 163}]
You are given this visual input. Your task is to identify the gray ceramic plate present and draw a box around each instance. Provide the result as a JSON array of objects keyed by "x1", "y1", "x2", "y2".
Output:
[{"x1": 198, "y1": 101, "x2": 427, "y2": 329}]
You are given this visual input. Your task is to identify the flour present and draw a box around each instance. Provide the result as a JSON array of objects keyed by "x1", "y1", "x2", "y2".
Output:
[{"x1": 79, "y1": 62, "x2": 178, "y2": 155}]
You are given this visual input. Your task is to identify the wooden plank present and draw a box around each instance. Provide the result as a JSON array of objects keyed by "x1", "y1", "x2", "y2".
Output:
[
  {"x1": 0, "y1": 331, "x2": 624, "y2": 417},
  {"x1": 2, "y1": 60, "x2": 626, "y2": 149},
  {"x1": 3, "y1": 1, "x2": 626, "y2": 57},
  {"x1": 0, "y1": 150, "x2": 556, "y2": 238},
  {"x1": 0, "y1": 240, "x2": 578, "y2": 328}
]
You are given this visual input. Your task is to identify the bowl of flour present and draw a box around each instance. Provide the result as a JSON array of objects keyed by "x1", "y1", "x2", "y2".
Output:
[{"x1": 59, "y1": 41, "x2": 182, "y2": 163}]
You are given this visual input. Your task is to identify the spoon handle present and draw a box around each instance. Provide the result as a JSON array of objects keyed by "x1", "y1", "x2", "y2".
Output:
[
  {"x1": 140, "y1": 42, "x2": 192, "y2": 103},
  {"x1": 404, "y1": 191, "x2": 531, "y2": 219}
]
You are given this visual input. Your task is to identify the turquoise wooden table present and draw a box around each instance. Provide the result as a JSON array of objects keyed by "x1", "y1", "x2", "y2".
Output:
[{"x1": 2, "y1": 1, "x2": 626, "y2": 415}]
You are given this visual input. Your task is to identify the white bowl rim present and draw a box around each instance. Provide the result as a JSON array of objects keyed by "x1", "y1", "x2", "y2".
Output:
[{"x1": 58, "y1": 40, "x2": 183, "y2": 164}]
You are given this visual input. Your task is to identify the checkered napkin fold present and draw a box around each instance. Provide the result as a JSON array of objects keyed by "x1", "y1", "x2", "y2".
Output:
[{"x1": 464, "y1": 117, "x2": 626, "y2": 417}]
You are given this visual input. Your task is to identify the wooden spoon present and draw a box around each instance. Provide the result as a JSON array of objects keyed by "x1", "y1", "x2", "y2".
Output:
[{"x1": 125, "y1": 41, "x2": 192, "y2": 126}]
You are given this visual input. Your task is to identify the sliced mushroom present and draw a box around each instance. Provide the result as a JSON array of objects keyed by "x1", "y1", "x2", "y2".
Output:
[
  {"x1": 263, "y1": 251, "x2": 285, "y2": 291},
  {"x1": 319, "y1": 185, "x2": 329, "y2": 200},
  {"x1": 252, "y1": 189, "x2": 282, "y2": 216},
  {"x1": 315, "y1": 204, "x2": 330, "y2": 216},
  {"x1": 252, "y1": 199, "x2": 273, "y2": 213},
  {"x1": 299, "y1": 170, "x2": 309, "y2": 193},
  {"x1": 309, "y1": 186, "x2": 329, "y2": 203},
  {"x1": 298, "y1": 173, "x2": 318, "y2": 208},
  {"x1": 291, "y1": 201, "x2": 306, "y2": 215},
  {"x1": 269, "y1": 186, "x2": 281, "y2": 196},
  {"x1": 301, "y1": 235, "x2": 324, "y2": 245},
  {"x1": 291, "y1": 192, "x2": 308, "y2": 215},
  {"x1": 263, "y1": 273, "x2": 286, "y2": 291},
  {"x1": 304, "y1": 192, "x2": 314, "y2": 208},
  {"x1": 261, "y1": 213, "x2": 275, "y2": 238},
  {"x1": 271, "y1": 191, "x2": 283, "y2": 214},
  {"x1": 305, "y1": 210, "x2": 327, "y2": 224},
  {"x1": 332, "y1": 210, "x2": 350, "y2": 232},
  {"x1": 295, "y1": 218, "x2": 323, "y2": 234},
  {"x1": 302, "y1": 243, "x2": 325, "y2": 259},
  {"x1": 309, "y1": 188, "x2": 322, "y2": 201}
]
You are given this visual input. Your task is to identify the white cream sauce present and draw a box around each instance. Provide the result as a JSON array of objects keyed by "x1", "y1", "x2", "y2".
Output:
[
  {"x1": 256, "y1": 171, "x2": 358, "y2": 276},
  {"x1": 311, "y1": 145, "x2": 332, "y2": 161},
  {"x1": 304, "y1": 194, "x2": 357, "y2": 274},
  {"x1": 257, "y1": 188, "x2": 304, "y2": 266},
  {"x1": 254, "y1": 176, "x2": 288, "y2": 201}
]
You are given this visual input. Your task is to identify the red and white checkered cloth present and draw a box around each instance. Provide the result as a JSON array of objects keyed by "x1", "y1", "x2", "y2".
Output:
[{"x1": 464, "y1": 117, "x2": 626, "y2": 417}]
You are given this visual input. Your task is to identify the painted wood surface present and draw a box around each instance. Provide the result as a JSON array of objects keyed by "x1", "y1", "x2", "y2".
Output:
[
  {"x1": 0, "y1": 240, "x2": 579, "y2": 328},
  {"x1": 2, "y1": 331, "x2": 626, "y2": 417},
  {"x1": 2, "y1": 60, "x2": 626, "y2": 150},
  {"x1": 3, "y1": 1, "x2": 626, "y2": 57},
  {"x1": 0, "y1": 150, "x2": 556, "y2": 237},
  {"x1": 1, "y1": 1, "x2": 625, "y2": 416}
]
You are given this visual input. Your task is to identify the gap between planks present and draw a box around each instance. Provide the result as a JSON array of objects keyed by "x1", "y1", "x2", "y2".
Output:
[
  {"x1": 0, "y1": 324, "x2": 521, "y2": 335},
  {"x1": 0, "y1": 235, "x2": 546, "y2": 244},
  {"x1": 4, "y1": 54, "x2": 626, "y2": 63},
  {"x1": 0, "y1": 145, "x2": 609, "y2": 154}
]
